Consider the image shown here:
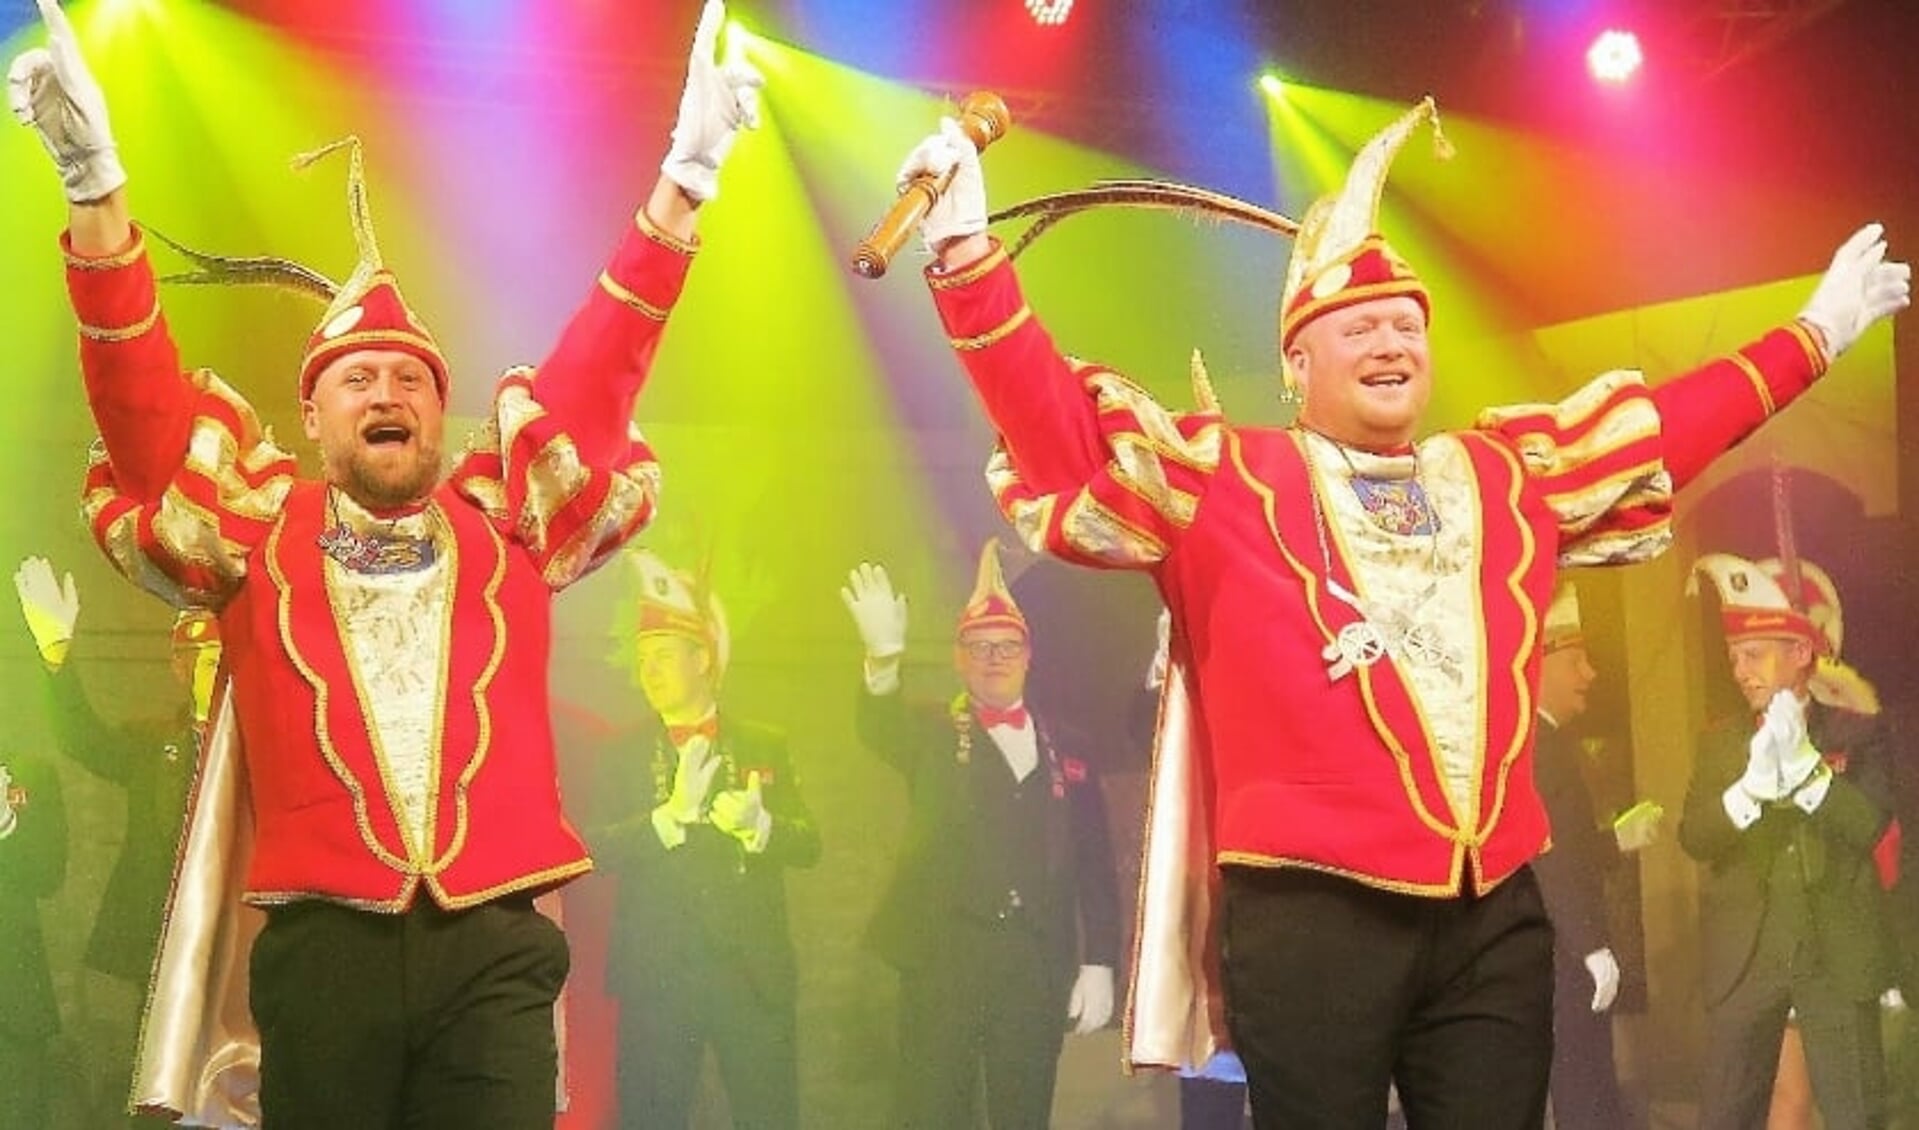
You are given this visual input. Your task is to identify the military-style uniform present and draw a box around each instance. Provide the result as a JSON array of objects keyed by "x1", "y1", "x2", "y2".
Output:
[
  {"x1": 1682, "y1": 554, "x2": 1898, "y2": 1130},
  {"x1": 857, "y1": 686, "x2": 1119, "y2": 1129},
  {"x1": 62, "y1": 190, "x2": 693, "y2": 1125},
  {"x1": 921, "y1": 97, "x2": 1836, "y2": 1129},
  {"x1": 585, "y1": 718, "x2": 819, "y2": 1130}
]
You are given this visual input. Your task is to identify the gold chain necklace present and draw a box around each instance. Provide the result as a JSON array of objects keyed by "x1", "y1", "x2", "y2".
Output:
[{"x1": 1295, "y1": 430, "x2": 1461, "y2": 683}]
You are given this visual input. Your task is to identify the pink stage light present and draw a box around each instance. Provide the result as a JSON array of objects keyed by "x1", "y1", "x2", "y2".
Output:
[{"x1": 1587, "y1": 28, "x2": 1644, "y2": 84}]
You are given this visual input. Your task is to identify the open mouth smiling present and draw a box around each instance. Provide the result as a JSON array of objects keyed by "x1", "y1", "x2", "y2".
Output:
[{"x1": 362, "y1": 422, "x2": 414, "y2": 447}]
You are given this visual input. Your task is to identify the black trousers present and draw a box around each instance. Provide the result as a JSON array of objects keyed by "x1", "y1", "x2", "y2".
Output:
[
  {"x1": 612, "y1": 958, "x2": 799, "y2": 1130},
  {"x1": 1219, "y1": 865, "x2": 1555, "y2": 1130},
  {"x1": 1698, "y1": 974, "x2": 1886, "y2": 1130},
  {"x1": 249, "y1": 896, "x2": 569, "y2": 1130},
  {"x1": 1180, "y1": 1075, "x2": 1251, "y2": 1130},
  {"x1": 1548, "y1": 949, "x2": 1627, "y2": 1130},
  {"x1": 892, "y1": 915, "x2": 1073, "y2": 1130}
]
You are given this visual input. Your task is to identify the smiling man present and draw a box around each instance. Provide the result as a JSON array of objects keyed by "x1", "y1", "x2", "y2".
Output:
[
  {"x1": 11, "y1": 0, "x2": 761, "y2": 1126},
  {"x1": 1682, "y1": 555, "x2": 1896, "y2": 1130},
  {"x1": 842, "y1": 543, "x2": 1120, "y2": 1130},
  {"x1": 890, "y1": 96, "x2": 1910, "y2": 1128}
]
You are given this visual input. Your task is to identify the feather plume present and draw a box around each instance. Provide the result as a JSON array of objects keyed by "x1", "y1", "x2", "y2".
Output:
[
  {"x1": 147, "y1": 227, "x2": 339, "y2": 304},
  {"x1": 988, "y1": 179, "x2": 1298, "y2": 260}
]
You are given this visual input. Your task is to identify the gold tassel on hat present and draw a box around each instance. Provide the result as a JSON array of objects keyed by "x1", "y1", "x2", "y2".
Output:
[{"x1": 290, "y1": 136, "x2": 388, "y2": 326}]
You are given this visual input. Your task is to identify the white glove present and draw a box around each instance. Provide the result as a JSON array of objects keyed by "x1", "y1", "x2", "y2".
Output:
[
  {"x1": 658, "y1": 734, "x2": 721, "y2": 827},
  {"x1": 9, "y1": 0, "x2": 125, "y2": 202},
  {"x1": 1883, "y1": 988, "x2": 1908, "y2": 1012},
  {"x1": 1584, "y1": 947, "x2": 1620, "y2": 1012},
  {"x1": 1066, "y1": 964, "x2": 1115, "y2": 1035},
  {"x1": 13, "y1": 556, "x2": 79, "y2": 665},
  {"x1": 0, "y1": 763, "x2": 17, "y2": 840},
  {"x1": 659, "y1": 0, "x2": 763, "y2": 204},
  {"x1": 1798, "y1": 223, "x2": 1912, "y2": 362},
  {"x1": 1145, "y1": 608, "x2": 1171, "y2": 691},
  {"x1": 708, "y1": 770, "x2": 772, "y2": 853},
  {"x1": 895, "y1": 117, "x2": 987, "y2": 252},
  {"x1": 1739, "y1": 690, "x2": 1809, "y2": 802},
  {"x1": 1612, "y1": 800, "x2": 1665, "y2": 853},
  {"x1": 840, "y1": 562, "x2": 908, "y2": 659}
]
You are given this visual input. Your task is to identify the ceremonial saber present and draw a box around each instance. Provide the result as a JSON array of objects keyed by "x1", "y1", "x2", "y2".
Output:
[{"x1": 850, "y1": 91, "x2": 1011, "y2": 279}]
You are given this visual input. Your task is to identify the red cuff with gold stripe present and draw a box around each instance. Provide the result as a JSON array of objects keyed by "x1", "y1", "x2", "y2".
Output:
[
  {"x1": 925, "y1": 240, "x2": 1032, "y2": 352},
  {"x1": 597, "y1": 209, "x2": 697, "y2": 323},
  {"x1": 62, "y1": 226, "x2": 162, "y2": 344}
]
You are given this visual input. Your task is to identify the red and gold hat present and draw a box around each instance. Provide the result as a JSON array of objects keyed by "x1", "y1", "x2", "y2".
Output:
[
  {"x1": 629, "y1": 549, "x2": 730, "y2": 675},
  {"x1": 1692, "y1": 551, "x2": 1879, "y2": 713},
  {"x1": 1542, "y1": 581, "x2": 1583, "y2": 654},
  {"x1": 171, "y1": 608, "x2": 221, "y2": 649},
  {"x1": 298, "y1": 270, "x2": 448, "y2": 402},
  {"x1": 1278, "y1": 97, "x2": 1450, "y2": 390},
  {"x1": 1755, "y1": 557, "x2": 1843, "y2": 658},
  {"x1": 956, "y1": 537, "x2": 1028, "y2": 640},
  {"x1": 1690, "y1": 553, "x2": 1826, "y2": 653},
  {"x1": 294, "y1": 138, "x2": 447, "y2": 401}
]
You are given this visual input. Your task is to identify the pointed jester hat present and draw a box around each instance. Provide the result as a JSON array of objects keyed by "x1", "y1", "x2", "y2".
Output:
[
  {"x1": 1278, "y1": 96, "x2": 1451, "y2": 391},
  {"x1": 152, "y1": 136, "x2": 450, "y2": 402},
  {"x1": 629, "y1": 548, "x2": 731, "y2": 681},
  {"x1": 956, "y1": 537, "x2": 1028, "y2": 641},
  {"x1": 982, "y1": 97, "x2": 1448, "y2": 391}
]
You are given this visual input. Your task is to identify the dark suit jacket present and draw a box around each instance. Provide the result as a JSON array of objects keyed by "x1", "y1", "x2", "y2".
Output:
[
  {"x1": 1679, "y1": 702, "x2": 1895, "y2": 1007},
  {"x1": 582, "y1": 717, "x2": 820, "y2": 1009},
  {"x1": 44, "y1": 665, "x2": 196, "y2": 983},
  {"x1": 856, "y1": 683, "x2": 1120, "y2": 978},
  {"x1": 0, "y1": 750, "x2": 68, "y2": 1041},
  {"x1": 1532, "y1": 717, "x2": 1618, "y2": 962}
]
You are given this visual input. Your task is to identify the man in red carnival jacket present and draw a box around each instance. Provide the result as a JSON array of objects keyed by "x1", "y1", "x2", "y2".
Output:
[
  {"x1": 888, "y1": 97, "x2": 1910, "y2": 1128},
  {"x1": 9, "y1": 0, "x2": 762, "y2": 1126}
]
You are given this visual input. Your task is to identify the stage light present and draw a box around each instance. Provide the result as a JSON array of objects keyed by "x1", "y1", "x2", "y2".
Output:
[
  {"x1": 1025, "y1": 0, "x2": 1073, "y2": 27},
  {"x1": 1586, "y1": 29, "x2": 1643, "y2": 84},
  {"x1": 1257, "y1": 72, "x2": 1286, "y2": 98}
]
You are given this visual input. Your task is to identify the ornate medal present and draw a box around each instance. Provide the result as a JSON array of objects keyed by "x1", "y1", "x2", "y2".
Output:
[
  {"x1": 1323, "y1": 620, "x2": 1390, "y2": 681},
  {"x1": 1349, "y1": 475, "x2": 1437, "y2": 536}
]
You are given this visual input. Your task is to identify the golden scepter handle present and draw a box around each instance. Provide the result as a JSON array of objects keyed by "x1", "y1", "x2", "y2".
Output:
[{"x1": 850, "y1": 92, "x2": 1011, "y2": 279}]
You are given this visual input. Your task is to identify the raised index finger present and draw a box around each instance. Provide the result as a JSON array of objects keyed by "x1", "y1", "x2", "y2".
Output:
[{"x1": 691, "y1": 0, "x2": 726, "y2": 63}]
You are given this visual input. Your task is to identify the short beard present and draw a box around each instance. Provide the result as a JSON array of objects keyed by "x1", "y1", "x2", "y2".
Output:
[{"x1": 335, "y1": 443, "x2": 444, "y2": 510}]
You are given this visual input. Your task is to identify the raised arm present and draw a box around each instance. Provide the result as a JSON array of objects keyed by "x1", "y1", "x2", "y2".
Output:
[
  {"x1": 891, "y1": 127, "x2": 1222, "y2": 570},
  {"x1": 12, "y1": 0, "x2": 199, "y2": 501},
  {"x1": 842, "y1": 562, "x2": 933, "y2": 774},
  {"x1": 1651, "y1": 223, "x2": 1909, "y2": 487},
  {"x1": 524, "y1": 0, "x2": 762, "y2": 464},
  {"x1": 14, "y1": 558, "x2": 141, "y2": 786},
  {"x1": 450, "y1": 2, "x2": 762, "y2": 587}
]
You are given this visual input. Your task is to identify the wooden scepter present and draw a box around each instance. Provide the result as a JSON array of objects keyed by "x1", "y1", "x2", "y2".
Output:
[{"x1": 850, "y1": 91, "x2": 1011, "y2": 279}]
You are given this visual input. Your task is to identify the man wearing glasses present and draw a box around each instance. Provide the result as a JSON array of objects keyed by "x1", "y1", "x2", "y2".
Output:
[{"x1": 842, "y1": 540, "x2": 1120, "y2": 1129}]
